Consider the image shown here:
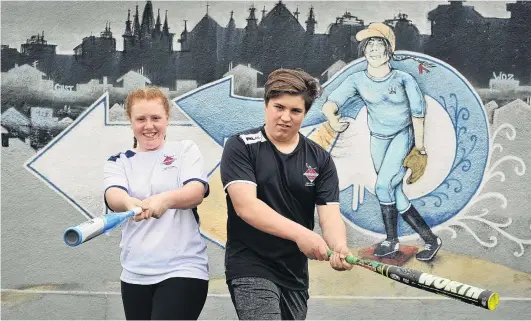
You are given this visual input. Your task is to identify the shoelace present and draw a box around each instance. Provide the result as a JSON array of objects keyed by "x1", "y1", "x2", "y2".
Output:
[
  {"x1": 424, "y1": 244, "x2": 432, "y2": 250},
  {"x1": 381, "y1": 240, "x2": 391, "y2": 247}
]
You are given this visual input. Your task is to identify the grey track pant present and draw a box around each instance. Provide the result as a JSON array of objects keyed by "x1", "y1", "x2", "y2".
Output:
[{"x1": 227, "y1": 277, "x2": 309, "y2": 320}]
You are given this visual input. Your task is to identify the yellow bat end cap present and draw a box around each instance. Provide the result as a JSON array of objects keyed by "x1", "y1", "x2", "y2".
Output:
[{"x1": 488, "y1": 292, "x2": 500, "y2": 310}]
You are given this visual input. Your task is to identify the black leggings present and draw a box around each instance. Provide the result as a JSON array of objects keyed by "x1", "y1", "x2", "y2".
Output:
[{"x1": 121, "y1": 277, "x2": 208, "y2": 320}]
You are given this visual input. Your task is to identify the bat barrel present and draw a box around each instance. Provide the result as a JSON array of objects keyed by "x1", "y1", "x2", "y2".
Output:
[
  {"x1": 384, "y1": 265, "x2": 500, "y2": 310},
  {"x1": 327, "y1": 250, "x2": 500, "y2": 310},
  {"x1": 63, "y1": 216, "x2": 106, "y2": 247},
  {"x1": 63, "y1": 208, "x2": 142, "y2": 247}
]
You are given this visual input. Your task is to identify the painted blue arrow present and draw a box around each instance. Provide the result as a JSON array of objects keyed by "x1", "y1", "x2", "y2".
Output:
[
  {"x1": 174, "y1": 74, "x2": 361, "y2": 146},
  {"x1": 174, "y1": 76, "x2": 264, "y2": 146}
]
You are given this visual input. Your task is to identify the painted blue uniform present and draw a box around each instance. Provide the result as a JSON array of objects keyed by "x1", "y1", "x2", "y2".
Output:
[{"x1": 327, "y1": 69, "x2": 426, "y2": 212}]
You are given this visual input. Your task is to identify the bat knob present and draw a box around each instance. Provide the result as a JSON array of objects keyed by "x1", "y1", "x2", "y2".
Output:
[
  {"x1": 327, "y1": 249, "x2": 358, "y2": 265},
  {"x1": 132, "y1": 207, "x2": 143, "y2": 215}
]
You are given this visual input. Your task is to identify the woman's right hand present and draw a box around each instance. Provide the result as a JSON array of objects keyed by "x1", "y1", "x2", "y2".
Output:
[{"x1": 124, "y1": 197, "x2": 144, "y2": 220}]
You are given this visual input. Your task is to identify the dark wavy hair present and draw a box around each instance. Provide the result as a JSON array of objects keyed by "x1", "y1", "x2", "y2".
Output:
[
  {"x1": 264, "y1": 68, "x2": 322, "y2": 113},
  {"x1": 357, "y1": 37, "x2": 393, "y2": 59},
  {"x1": 358, "y1": 36, "x2": 436, "y2": 67}
]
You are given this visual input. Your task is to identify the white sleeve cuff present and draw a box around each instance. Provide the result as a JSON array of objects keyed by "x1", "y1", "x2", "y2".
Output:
[{"x1": 223, "y1": 180, "x2": 257, "y2": 191}]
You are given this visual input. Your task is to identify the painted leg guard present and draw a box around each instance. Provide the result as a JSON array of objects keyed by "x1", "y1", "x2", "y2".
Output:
[
  {"x1": 373, "y1": 204, "x2": 400, "y2": 257},
  {"x1": 402, "y1": 205, "x2": 442, "y2": 261}
]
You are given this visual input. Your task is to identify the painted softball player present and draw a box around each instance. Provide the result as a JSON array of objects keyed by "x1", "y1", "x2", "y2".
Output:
[{"x1": 321, "y1": 23, "x2": 442, "y2": 261}]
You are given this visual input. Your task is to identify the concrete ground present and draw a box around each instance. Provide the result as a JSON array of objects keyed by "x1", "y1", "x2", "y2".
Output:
[{"x1": 2, "y1": 289, "x2": 530, "y2": 320}]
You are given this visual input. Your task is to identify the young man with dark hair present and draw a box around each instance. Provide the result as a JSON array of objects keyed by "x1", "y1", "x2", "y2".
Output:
[{"x1": 220, "y1": 68, "x2": 353, "y2": 320}]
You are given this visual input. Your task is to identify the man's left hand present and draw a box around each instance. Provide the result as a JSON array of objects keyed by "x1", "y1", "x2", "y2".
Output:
[{"x1": 329, "y1": 245, "x2": 354, "y2": 271}]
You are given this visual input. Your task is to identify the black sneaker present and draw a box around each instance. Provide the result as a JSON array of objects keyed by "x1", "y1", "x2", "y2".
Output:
[
  {"x1": 374, "y1": 239, "x2": 400, "y2": 257},
  {"x1": 416, "y1": 237, "x2": 442, "y2": 261}
]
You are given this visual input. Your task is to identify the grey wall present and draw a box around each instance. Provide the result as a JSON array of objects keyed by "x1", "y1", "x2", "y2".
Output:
[{"x1": 2, "y1": 1, "x2": 530, "y2": 319}]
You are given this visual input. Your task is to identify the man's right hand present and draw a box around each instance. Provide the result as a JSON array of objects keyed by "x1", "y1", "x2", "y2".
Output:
[{"x1": 295, "y1": 229, "x2": 330, "y2": 261}]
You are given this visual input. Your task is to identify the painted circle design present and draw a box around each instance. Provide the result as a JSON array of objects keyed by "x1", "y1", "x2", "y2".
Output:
[{"x1": 315, "y1": 52, "x2": 490, "y2": 236}]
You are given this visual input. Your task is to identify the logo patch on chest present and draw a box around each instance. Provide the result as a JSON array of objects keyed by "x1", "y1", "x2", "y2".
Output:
[
  {"x1": 303, "y1": 163, "x2": 319, "y2": 186},
  {"x1": 163, "y1": 154, "x2": 175, "y2": 165},
  {"x1": 162, "y1": 153, "x2": 178, "y2": 170}
]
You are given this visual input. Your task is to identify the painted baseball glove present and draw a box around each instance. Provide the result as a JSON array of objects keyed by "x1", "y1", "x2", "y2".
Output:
[{"x1": 403, "y1": 147, "x2": 427, "y2": 184}]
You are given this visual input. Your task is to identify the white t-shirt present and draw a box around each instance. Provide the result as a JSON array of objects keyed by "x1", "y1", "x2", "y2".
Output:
[{"x1": 104, "y1": 140, "x2": 209, "y2": 285}]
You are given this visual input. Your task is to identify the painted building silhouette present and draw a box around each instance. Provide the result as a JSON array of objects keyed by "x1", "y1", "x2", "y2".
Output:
[
  {"x1": 2, "y1": 0, "x2": 530, "y2": 89},
  {"x1": 425, "y1": 0, "x2": 531, "y2": 86}
]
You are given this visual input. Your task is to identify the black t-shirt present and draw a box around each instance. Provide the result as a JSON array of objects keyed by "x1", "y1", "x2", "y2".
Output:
[{"x1": 220, "y1": 125, "x2": 340, "y2": 290}]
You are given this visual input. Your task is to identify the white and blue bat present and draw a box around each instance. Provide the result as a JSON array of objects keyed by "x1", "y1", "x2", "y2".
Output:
[{"x1": 63, "y1": 207, "x2": 142, "y2": 247}]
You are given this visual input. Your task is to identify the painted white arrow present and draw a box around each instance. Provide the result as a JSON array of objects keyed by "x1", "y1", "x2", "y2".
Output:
[{"x1": 24, "y1": 92, "x2": 224, "y2": 246}]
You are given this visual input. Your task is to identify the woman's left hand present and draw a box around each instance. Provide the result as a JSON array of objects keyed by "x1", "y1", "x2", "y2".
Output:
[{"x1": 134, "y1": 193, "x2": 170, "y2": 221}]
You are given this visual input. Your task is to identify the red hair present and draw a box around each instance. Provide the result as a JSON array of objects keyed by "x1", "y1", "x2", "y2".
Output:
[
  {"x1": 125, "y1": 87, "x2": 170, "y2": 120},
  {"x1": 124, "y1": 87, "x2": 170, "y2": 148}
]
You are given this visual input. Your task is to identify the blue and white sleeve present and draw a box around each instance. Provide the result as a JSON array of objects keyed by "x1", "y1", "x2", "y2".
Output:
[
  {"x1": 104, "y1": 154, "x2": 129, "y2": 211},
  {"x1": 326, "y1": 74, "x2": 358, "y2": 108},
  {"x1": 180, "y1": 140, "x2": 209, "y2": 197}
]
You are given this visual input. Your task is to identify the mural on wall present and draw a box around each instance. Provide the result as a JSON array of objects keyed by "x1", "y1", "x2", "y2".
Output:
[{"x1": 3, "y1": 0, "x2": 531, "y2": 300}]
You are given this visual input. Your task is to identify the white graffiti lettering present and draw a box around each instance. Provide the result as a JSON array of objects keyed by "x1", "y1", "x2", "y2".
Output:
[
  {"x1": 54, "y1": 84, "x2": 74, "y2": 91},
  {"x1": 492, "y1": 71, "x2": 515, "y2": 81}
]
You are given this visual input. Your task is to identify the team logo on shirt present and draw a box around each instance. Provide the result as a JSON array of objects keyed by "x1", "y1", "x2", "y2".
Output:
[
  {"x1": 303, "y1": 163, "x2": 319, "y2": 186},
  {"x1": 163, "y1": 155, "x2": 175, "y2": 165},
  {"x1": 162, "y1": 154, "x2": 178, "y2": 170}
]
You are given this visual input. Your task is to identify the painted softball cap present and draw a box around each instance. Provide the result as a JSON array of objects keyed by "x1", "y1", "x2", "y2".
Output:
[{"x1": 356, "y1": 22, "x2": 396, "y2": 52}]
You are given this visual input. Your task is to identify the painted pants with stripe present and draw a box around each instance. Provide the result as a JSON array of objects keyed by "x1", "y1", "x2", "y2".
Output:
[{"x1": 371, "y1": 126, "x2": 413, "y2": 213}]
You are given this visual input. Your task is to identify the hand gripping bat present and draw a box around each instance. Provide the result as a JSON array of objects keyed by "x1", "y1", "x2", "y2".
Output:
[
  {"x1": 63, "y1": 207, "x2": 142, "y2": 247},
  {"x1": 327, "y1": 250, "x2": 499, "y2": 310}
]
